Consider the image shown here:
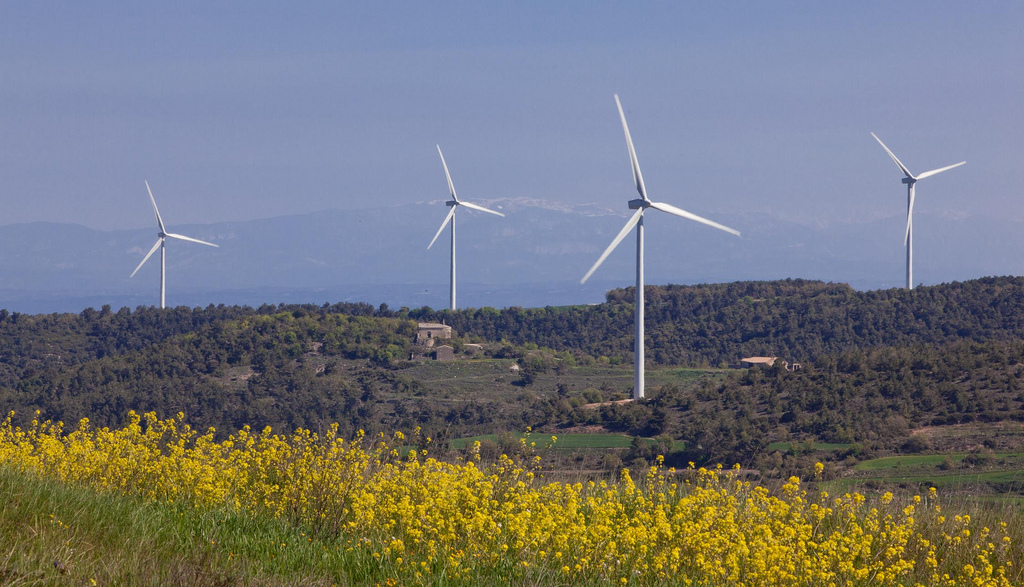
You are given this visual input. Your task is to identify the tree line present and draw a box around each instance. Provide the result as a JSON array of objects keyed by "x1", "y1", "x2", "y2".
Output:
[
  {"x1": 410, "y1": 277, "x2": 1024, "y2": 366},
  {"x1": 2, "y1": 277, "x2": 1024, "y2": 469}
]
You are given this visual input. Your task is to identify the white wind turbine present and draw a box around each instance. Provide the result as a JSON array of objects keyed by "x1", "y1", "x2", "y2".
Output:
[
  {"x1": 582, "y1": 95, "x2": 740, "y2": 400},
  {"x1": 427, "y1": 145, "x2": 504, "y2": 311},
  {"x1": 871, "y1": 133, "x2": 965, "y2": 290},
  {"x1": 130, "y1": 181, "x2": 219, "y2": 309}
]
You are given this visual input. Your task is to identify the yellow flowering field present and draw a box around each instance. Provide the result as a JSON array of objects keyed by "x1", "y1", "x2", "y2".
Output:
[{"x1": 1, "y1": 411, "x2": 1020, "y2": 586}]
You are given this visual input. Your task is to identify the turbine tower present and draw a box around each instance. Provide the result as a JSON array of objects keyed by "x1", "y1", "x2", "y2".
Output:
[
  {"x1": 871, "y1": 133, "x2": 965, "y2": 290},
  {"x1": 582, "y1": 95, "x2": 740, "y2": 400},
  {"x1": 427, "y1": 145, "x2": 504, "y2": 310},
  {"x1": 130, "y1": 181, "x2": 219, "y2": 309}
]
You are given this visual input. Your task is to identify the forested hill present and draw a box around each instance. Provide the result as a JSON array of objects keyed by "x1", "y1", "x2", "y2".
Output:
[
  {"x1": 0, "y1": 302, "x2": 390, "y2": 386},
  {"x1": 2, "y1": 277, "x2": 1024, "y2": 466},
  {"x1": 0, "y1": 303, "x2": 417, "y2": 434},
  {"x1": 2, "y1": 277, "x2": 1023, "y2": 382},
  {"x1": 413, "y1": 277, "x2": 1024, "y2": 366}
]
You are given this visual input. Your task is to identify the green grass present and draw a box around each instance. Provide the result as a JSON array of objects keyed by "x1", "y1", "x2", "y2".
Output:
[
  {"x1": 0, "y1": 467, "x2": 385, "y2": 585},
  {"x1": 397, "y1": 359, "x2": 722, "y2": 403},
  {"x1": 856, "y1": 454, "x2": 947, "y2": 471},
  {"x1": 4, "y1": 459, "x2": 1024, "y2": 585},
  {"x1": 830, "y1": 470, "x2": 1024, "y2": 492},
  {"x1": 831, "y1": 452, "x2": 1024, "y2": 497},
  {"x1": 853, "y1": 454, "x2": 962, "y2": 471},
  {"x1": 854, "y1": 452, "x2": 1024, "y2": 471},
  {"x1": 0, "y1": 465, "x2": 698, "y2": 586},
  {"x1": 648, "y1": 367, "x2": 720, "y2": 384}
]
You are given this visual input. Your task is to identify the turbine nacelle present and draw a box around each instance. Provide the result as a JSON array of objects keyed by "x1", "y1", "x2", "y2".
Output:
[
  {"x1": 446, "y1": 200, "x2": 458, "y2": 207},
  {"x1": 901, "y1": 177, "x2": 915, "y2": 185},
  {"x1": 581, "y1": 97, "x2": 741, "y2": 286}
]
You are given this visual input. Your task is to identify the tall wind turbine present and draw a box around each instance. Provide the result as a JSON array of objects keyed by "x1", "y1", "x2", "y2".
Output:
[
  {"x1": 427, "y1": 145, "x2": 504, "y2": 310},
  {"x1": 582, "y1": 95, "x2": 740, "y2": 400},
  {"x1": 130, "y1": 181, "x2": 219, "y2": 309},
  {"x1": 871, "y1": 133, "x2": 965, "y2": 290}
]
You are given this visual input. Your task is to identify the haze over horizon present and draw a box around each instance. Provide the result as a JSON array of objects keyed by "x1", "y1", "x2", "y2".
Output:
[
  {"x1": 0, "y1": 196, "x2": 1021, "y2": 314},
  {"x1": 2, "y1": 3, "x2": 1022, "y2": 312}
]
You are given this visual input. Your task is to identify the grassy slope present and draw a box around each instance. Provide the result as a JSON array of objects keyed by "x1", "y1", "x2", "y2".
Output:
[
  {"x1": 0, "y1": 466, "x2": 727, "y2": 586},
  {"x1": 6, "y1": 460, "x2": 1024, "y2": 586},
  {"x1": 451, "y1": 432, "x2": 636, "y2": 450},
  {"x1": 396, "y1": 360, "x2": 721, "y2": 401},
  {"x1": 0, "y1": 468, "x2": 384, "y2": 586},
  {"x1": 824, "y1": 452, "x2": 1024, "y2": 497}
]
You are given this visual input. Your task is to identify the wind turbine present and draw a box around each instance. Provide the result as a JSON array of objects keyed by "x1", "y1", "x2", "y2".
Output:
[
  {"x1": 427, "y1": 145, "x2": 504, "y2": 310},
  {"x1": 130, "y1": 181, "x2": 219, "y2": 309},
  {"x1": 581, "y1": 95, "x2": 740, "y2": 400},
  {"x1": 871, "y1": 133, "x2": 965, "y2": 290}
]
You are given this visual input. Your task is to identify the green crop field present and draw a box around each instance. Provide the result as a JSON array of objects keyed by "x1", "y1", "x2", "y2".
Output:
[
  {"x1": 853, "y1": 454, "x2": 964, "y2": 471},
  {"x1": 833, "y1": 470, "x2": 1024, "y2": 491},
  {"x1": 828, "y1": 451, "x2": 1024, "y2": 497},
  {"x1": 854, "y1": 452, "x2": 1024, "y2": 471},
  {"x1": 392, "y1": 359, "x2": 722, "y2": 403}
]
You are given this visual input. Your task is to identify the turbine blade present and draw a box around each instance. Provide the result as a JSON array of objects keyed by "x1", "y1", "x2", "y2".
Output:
[
  {"x1": 458, "y1": 201, "x2": 505, "y2": 217},
  {"x1": 145, "y1": 181, "x2": 167, "y2": 233},
  {"x1": 437, "y1": 145, "x2": 458, "y2": 202},
  {"x1": 165, "y1": 233, "x2": 219, "y2": 247},
  {"x1": 580, "y1": 208, "x2": 644, "y2": 284},
  {"x1": 130, "y1": 238, "x2": 163, "y2": 278},
  {"x1": 648, "y1": 201, "x2": 741, "y2": 237},
  {"x1": 870, "y1": 133, "x2": 914, "y2": 179},
  {"x1": 915, "y1": 161, "x2": 966, "y2": 180},
  {"x1": 614, "y1": 95, "x2": 648, "y2": 201},
  {"x1": 427, "y1": 207, "x2": 456, "y2": 250}
]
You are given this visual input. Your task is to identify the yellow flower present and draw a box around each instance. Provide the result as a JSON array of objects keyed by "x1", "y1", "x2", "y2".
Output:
[{"x1": 0, "y1": 410, "x2": 1016, "y2": 586}]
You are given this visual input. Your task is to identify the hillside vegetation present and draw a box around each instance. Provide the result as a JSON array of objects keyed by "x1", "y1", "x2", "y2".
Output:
[
  {"x1": 2, "y1": 277, "x2": 1024, "y2": 475},
  {"x1": 2, "y1": 413, "x2": 1020, "y2": 586},
  {"x1": 416, "y1": 277, "x2": 1024, "y2": 366}
]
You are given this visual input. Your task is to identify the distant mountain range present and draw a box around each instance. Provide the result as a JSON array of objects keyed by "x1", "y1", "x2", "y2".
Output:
[{"x1": 0, "y1": 198, "x2": 1020, "y2": 313}]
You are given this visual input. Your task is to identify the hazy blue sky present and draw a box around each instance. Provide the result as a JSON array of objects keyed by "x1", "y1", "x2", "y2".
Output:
[{"x1": 2, "y1": 2, "x2": 1021, "y2": 231}]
